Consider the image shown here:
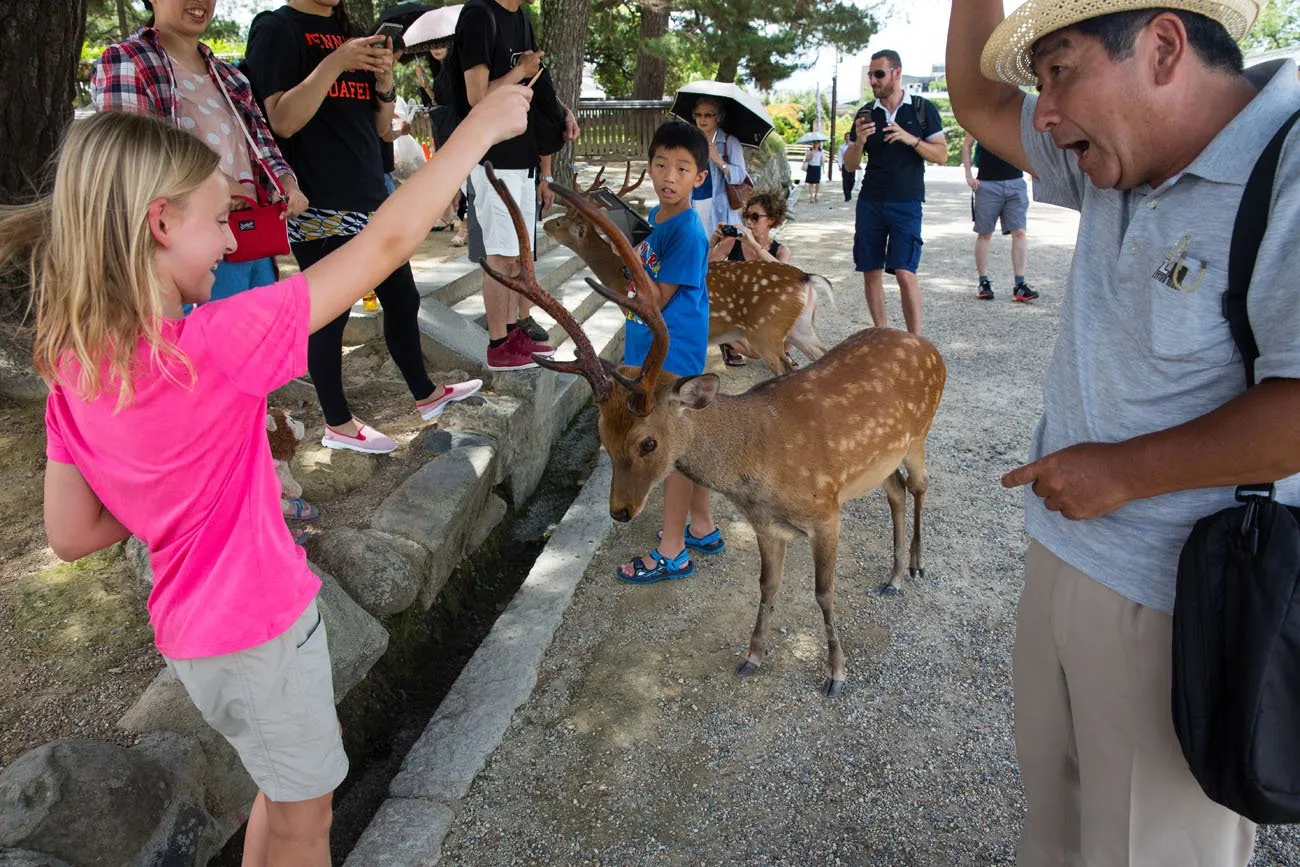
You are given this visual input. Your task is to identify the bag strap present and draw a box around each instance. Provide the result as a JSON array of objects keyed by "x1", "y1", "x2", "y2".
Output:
[
  {"x1": 1224, "y1": 107, "x2": 1300, "y2": 389},
  {"x1": 210, "y1": 61, "x2": 287, "y2": 201},
  {"x1": 1223, "y1": 107, "x2": 1300, "y2": 503}
]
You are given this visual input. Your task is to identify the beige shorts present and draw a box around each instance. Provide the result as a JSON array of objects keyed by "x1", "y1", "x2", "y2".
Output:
[
  {"x1": 468, "y1": 164, "x2": 536, "y2": 259},
  {"x1": 164, "y1": 599, "x2": 348, "y2": 803}
]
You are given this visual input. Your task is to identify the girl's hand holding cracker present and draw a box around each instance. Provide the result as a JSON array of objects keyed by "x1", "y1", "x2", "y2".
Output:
[{"x1": 462, "y1": 84, "x2": 533, "y2": 147}]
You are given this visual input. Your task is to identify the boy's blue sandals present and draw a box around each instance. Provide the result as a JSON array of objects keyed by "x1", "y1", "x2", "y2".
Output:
[
  {"x1": 617, "y1": 548, "x2": 695, "y2": 584},
  {"x1": 656, "y1": 524, "x2": 726, "y2": 555}
]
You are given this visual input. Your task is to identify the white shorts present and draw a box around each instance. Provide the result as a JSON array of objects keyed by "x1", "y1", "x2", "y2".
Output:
[
  {"x1": 164, "y1": 599, "x2": 348, "y2": 803},
  {"x1": 468, "y1": 165, "x2": 536, "y2": 260}
]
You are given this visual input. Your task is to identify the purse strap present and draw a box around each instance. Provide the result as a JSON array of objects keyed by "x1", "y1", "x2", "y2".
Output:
[
  {"x1": 1223, "y1": 107, "x2": 1300, "y2": 502},
  {"x1": 210, "y1": 62, "x2": 287, "y2": 201}
]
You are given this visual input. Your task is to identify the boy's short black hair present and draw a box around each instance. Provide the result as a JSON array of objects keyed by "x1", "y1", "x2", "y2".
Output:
[{"x1": 649, "y1": 121, "x2": 709, "y2": 173}]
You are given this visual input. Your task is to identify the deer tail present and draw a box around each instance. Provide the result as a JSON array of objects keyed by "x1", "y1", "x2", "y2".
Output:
[{"x1": 803, "y1": 273, "x2": 837, "y2": 320}]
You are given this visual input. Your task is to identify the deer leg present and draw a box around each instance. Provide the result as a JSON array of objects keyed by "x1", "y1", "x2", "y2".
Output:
[
  {"x1": 738, "y1": 532, "x2": 787, "y2": 678},
  {"x1": 879, "y1": 470, "x2": 909, "y2": 596},
  {"x1": 810, "y1": 518, "x2": 846, "y2": 696},
  {"x1": 754, "y1": 335, "x2": 793, "y2": 376},
  {"x1": 902, "y1": 442, "x2": 930, "y2": 581}
]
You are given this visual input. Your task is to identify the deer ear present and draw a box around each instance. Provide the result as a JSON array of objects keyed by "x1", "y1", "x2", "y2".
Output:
[
  {"x1": 572, "y1": 219, "x2": 587, "y2": 239},
  {"x1": 672, "y1": 375, "x2": 719, "y2": 411}
]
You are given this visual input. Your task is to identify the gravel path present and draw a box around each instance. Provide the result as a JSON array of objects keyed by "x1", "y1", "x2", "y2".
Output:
[{"x1": 435, "y1": 167, "x2": 1299, "y2": 866}]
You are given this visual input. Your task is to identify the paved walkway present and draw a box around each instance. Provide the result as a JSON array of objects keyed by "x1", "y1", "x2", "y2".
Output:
[{"x1": 369, "y1": 167, "x2": 1300, "y2": 866}]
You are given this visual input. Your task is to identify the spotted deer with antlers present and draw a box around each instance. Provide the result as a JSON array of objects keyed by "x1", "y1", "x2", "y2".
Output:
[
  {"x1": 480, "y1": 166, "x2": 946, "y2": 697},
  {"x1": 544, "y1": 164, "x2": 831, "y2": 374}
]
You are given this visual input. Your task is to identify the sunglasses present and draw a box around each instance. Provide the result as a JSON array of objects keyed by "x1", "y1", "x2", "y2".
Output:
[
  {"x1": 743, "y1": 212, "x2": 768, "y2": 222},
  {"x1": 870, "y1": 68, "x2": 895, "y2": 80}
]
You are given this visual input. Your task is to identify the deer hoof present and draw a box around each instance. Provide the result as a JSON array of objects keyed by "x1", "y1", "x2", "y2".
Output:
[
  {"x1": 822, "y1": 678, "x2": 845, "y2": 698},
  {"x1": 736, "y1": 659, "x2": 760, "y2": 678},
  {"x1": 877, "y1": 583, "x2": 901, "y2": 596},
  {"x1": 908, "y1": 567, "x2": 925, "y2": 579}
]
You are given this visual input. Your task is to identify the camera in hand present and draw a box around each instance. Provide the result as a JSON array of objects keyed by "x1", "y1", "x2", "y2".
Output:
[{"x1": 720, "y1": 224, "x2": 742, "y2": 237}]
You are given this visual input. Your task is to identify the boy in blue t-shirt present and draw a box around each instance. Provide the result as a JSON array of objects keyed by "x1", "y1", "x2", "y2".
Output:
[{"x1": 618, "y1": 121, "x2": 720, "y2": 585}]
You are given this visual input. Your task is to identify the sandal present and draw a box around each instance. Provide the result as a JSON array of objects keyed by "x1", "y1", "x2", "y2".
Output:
[
  {"x1": 721, "y1": 343, "x2": 747, "y2": 367},
  {"x1": 450, "y1": 233, "x2": 468, "y2": 247},
  {"x1": 657, "y1": 525, "x2": 726, "y2": 555},
  {"x1": 283, "y1": 497, "x2": 320, "y2": 521},
  {"x1": 617, "y1": 548, "x2": 694, "y2": 585},
  {"x1": 430, "y1": 219, "x2": 453, "y2": 232},
  {"x1": 289, "y1": 527, "x2": 310, "y2": 547}
]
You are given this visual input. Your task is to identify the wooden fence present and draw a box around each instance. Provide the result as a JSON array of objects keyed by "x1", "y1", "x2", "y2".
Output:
[{"x1": 573, "y1": 99, "x2": 674, "y2": 162}]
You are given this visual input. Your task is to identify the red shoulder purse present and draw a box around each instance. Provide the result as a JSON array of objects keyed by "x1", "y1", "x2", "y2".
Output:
[{"x1": 213, "y1": 72, "x2": 291, "y2": 263}]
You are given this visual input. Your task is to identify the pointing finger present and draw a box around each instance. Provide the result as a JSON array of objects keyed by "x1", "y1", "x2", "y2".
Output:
[{"x1": 1002, "y1": 462, "x2": 1038, "y2": 489}]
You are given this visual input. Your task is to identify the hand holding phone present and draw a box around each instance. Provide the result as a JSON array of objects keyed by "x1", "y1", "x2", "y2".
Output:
[{"x1": 372, "y1": 21, "x2": 403, "y2": 47}]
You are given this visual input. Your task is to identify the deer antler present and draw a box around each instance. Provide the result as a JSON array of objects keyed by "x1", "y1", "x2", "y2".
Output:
[
  {"x1": 478, "y1": 164, "x2": 612, "y2": 404},
  {"x1": 548, "y1": 182, "x2": 669, "y2": 417},
  {"x1": 617, "y1": 161, "x2": 647, "y2": 198},
  {"x1": 583, "y1": 166, "x2": 607, "y2": 195}
]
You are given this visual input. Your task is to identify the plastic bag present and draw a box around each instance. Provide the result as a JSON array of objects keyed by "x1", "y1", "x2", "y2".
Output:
[{"x1": 393, "y1": 134, "x2": 426, "y2": 181}]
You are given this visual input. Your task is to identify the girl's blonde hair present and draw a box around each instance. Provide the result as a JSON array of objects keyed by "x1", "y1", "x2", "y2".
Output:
[{"x1": 0, "y1": 111, "x2": 220, "y2": 408}]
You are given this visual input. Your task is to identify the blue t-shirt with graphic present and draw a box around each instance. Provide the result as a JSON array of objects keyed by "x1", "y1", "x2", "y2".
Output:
[{"x1": 623, "y1": 206, "x2": 710, "y2": 377}]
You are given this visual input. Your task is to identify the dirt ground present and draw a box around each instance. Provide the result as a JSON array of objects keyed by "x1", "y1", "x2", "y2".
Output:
[{"x1": 439, "y1": 168, "x2": 1300, "y2": 866}]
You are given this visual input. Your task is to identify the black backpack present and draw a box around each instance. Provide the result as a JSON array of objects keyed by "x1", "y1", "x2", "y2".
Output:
[{"x1": 1172, "y1": 107, "x2": 1300, "y2": 826}]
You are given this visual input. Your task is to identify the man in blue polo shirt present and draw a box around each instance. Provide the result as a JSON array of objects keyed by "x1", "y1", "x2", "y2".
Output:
[{"x1": 843, "y1": 49, "x2": 948, "y2": 334}]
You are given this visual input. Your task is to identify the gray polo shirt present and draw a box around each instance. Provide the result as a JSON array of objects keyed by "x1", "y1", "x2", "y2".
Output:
[{"x1": 1021, "y1": 60, "x2": 1300, "y2": 614}]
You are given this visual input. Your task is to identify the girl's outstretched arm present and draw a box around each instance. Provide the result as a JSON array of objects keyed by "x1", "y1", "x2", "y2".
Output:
[
  {"x1": 44, "y1": 462, "x2": 131, "y2": 561},
  {"x1": 304, "y1": 85, "x2": 532, "y2": 333}
]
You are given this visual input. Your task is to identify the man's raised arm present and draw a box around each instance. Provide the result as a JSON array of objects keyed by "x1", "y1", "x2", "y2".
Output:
[{"x1": 946, "y1": 0, "x2": 1031, "y2": 173}]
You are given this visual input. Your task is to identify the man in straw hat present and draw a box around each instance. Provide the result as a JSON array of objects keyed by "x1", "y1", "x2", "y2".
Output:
[{"x1": 948, "y1": 0, "x2": 1300, "y2": 863}]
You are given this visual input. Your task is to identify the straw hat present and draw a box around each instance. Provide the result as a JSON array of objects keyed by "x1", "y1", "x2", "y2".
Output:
[{"x1": 980, "y1": 0, "x2": 1261, "y2": 86}]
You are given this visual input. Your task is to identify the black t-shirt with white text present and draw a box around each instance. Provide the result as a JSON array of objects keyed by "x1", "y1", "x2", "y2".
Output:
[
  {"x1": 453, "y1": 0, "x2": 536, "y2": 170},
  {"x1": 847, "y1": 95, "x2": 944, "y2": 203},
  {"x1": 245, "y1": 7, "x2": 386, "y2": 212}
]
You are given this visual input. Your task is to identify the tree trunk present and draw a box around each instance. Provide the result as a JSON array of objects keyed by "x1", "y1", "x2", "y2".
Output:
[
  {"x1": 714, "y1": 54, "x2": 740, "y2": 84},
  {"x1": 0, "y1": 0, "x2": 87, "y2": 324},
  {"x1": 540, "y1": 0, "x2": 592, "y2": 189},
  {"x1": 115, "y1": 0, "x2": 129, "y2": 38},
  {"x1": 343, "y1": 0, "x2": 376, "y2": 31},
  {"x1": 631, "y1": 0, "x2": 669, "y2": 100}
]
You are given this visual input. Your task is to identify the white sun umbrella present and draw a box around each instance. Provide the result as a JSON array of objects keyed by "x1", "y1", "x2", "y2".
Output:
[
  {"x1": 796, "y1": 132, "x2": 831, "y2": 144},
  {"x1": 670, "y1": 81, "x2": 775, "y2": 148},
  {"x1": 403, "y1": 5, "x2": 463, "y2": 51}
]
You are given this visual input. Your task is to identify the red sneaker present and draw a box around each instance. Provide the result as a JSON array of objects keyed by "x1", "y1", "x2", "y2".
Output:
[
  {"x1": 487, "y1": 331, "x2": 539, "y2": 371},
  {"x1": 509, "y1": 325, "x2": 555, "y2": 358}
]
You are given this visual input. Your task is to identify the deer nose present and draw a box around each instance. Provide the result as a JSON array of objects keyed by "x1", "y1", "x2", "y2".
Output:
[{"x1": 611, "y1": 507, "x2": 631, "y2": 523}]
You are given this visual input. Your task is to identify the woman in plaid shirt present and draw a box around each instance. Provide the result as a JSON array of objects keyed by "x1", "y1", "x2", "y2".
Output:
[{"x1": 92, "y1": 0, "x2": 308, "y2": 303}]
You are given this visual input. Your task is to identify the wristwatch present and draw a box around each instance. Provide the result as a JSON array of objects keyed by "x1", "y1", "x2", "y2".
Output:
[
  {"x1": 376, "y1": 84, "x2": 397, "y2": 103},
  {"x1": 542, "y1": 175, "x2": 554, "y2": 183}
]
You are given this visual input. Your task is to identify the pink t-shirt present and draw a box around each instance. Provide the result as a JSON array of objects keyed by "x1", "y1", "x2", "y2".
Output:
[{"x1": 44, "y1": 276, "x2": 319, "y2": 660}]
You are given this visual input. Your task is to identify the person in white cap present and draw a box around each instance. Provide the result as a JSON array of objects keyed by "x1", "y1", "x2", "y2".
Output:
[{"x1": 948, "y1": 0, "x2": 1300, "y2": 864}]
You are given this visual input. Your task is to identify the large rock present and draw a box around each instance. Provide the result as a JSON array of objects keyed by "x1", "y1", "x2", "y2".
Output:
[
  {"x1": 313, "y1": 565, "x2": 390, "y2": 699},
  {"x1": 118, "y1": 673, "x2": 258, "y2": 837},
  {"x1": 292, "y1": 444, "x2": 376, "y2": 502},
  {"x1": 0, "y1": 342, "x2": 47, "y2": 402},
  {"x1": 307, "y1": 529, "x2": 428, "y2": 618},
  {"x1": 749, "y1": 133, "x2": 793, "y2": 196},
  {"x1": 0, "y1": 849, "x2": 72, "y2": 866},
  {"x1": 416, "y1": 297, "x2": 489, "y2": 376},
  {"x1": 372, "y1": 444, "x2": 499, "y2": 607},
  {"x1": 0, "y1": 738, "x2": 215, "y2": 867}
]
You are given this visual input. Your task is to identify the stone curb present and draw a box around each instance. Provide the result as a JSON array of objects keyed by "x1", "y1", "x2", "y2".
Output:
[{"x1": 344, "y1": 451, "x2": 614, "y2": 866}]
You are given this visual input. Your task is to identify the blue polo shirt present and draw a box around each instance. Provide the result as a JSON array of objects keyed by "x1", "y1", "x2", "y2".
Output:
[
  {"x1": 623, "y1": 206, "x2": 710, "y2": 377},
  {"x1": 848, "y1": 94, "x2": 944, "y2": 202}
]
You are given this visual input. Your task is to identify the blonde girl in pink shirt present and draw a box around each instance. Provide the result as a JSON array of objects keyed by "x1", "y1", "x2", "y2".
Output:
[{"x1": 0, "y1": 87, "x2": 529, "y2": 866}]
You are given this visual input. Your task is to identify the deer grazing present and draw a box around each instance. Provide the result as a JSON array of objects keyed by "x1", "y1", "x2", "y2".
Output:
[
  {"x1": 480, "y1": 165, "x2": 947, "y2": 697},
  {"x1": 544, "y1": 165, "x2": 831, "y2": 374}
]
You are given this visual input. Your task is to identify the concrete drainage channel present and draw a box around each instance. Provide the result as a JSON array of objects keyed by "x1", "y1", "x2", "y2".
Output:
[{"x1": 210, "y1": 407, "x2": 610, "y2": 866}]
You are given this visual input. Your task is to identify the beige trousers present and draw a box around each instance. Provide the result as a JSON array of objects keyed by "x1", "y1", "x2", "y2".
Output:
[{"x1": 1015, "y1": 541, "x2": 1257, "y2": 867}]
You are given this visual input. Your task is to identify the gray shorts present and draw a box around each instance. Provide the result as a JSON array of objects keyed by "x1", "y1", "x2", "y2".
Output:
[
  {"x1": 164, "y1": 599, "x2": 347, "y2": 802},
  {"x1": 972, "y1": 177, "x2": 1029, "y2": 235}
]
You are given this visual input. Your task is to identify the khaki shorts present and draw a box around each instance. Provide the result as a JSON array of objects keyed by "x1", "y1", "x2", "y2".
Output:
[{"x1": 164, "y1": 599, "x2": 348, "y2": 803}]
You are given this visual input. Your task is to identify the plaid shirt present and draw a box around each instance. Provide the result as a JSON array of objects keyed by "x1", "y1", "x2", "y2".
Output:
[{"x1": 91, "y1": 28, "x2": 294, "y2": 197}]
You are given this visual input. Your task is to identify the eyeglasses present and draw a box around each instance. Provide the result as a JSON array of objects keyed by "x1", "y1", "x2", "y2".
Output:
[
  {"x1": 870, "y1": 68, "x2": 895, "y2": 80},
  {"x1": 743, "y1": 212, "x2": 768, "y2": 222},
  {"x1": 693, "y1": 111, "x2": 718, "y2": 118}
]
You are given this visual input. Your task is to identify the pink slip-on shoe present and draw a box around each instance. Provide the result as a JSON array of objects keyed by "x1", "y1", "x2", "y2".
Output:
[
  {"x1": 417, "y1": 378, "x2": 484, "y2": 421},
  {"x1": 322, "y1": 423, "x2": 398, "y2": 455}
]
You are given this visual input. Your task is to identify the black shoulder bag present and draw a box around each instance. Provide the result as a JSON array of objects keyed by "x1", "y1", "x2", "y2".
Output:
[{"x1": 1172, "y1": 107, "x2": 1300, "y2": 826}]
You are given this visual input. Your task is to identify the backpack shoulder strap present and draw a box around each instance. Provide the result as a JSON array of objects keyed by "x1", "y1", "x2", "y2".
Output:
[{"x1": 1225, "y1": 107, "x2": 1300, "y2": 388}]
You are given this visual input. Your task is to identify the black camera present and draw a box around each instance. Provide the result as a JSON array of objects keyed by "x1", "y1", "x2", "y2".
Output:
[{"x1": 720, "y1": 224, "x2": 742, "y2": 237}]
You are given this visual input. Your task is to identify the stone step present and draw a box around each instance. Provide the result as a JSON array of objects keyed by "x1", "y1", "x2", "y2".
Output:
[
  {"x1": 447, "y1": 249, "x2": 587, "y2": 330},
  {"x1": 420, "y1": 232, "x2": 562, "y2": 309}
]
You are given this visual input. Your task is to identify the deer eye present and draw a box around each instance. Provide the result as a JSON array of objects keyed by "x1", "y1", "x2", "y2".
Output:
[{"x1": 639, "y1": 437, "x2": 657, "y2": 456}]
